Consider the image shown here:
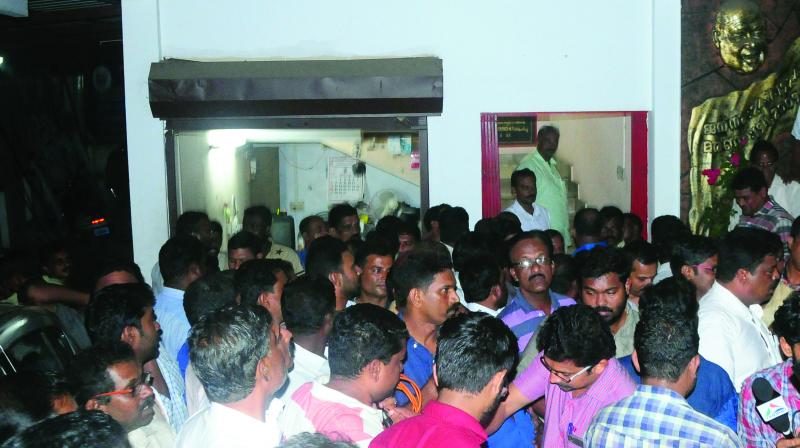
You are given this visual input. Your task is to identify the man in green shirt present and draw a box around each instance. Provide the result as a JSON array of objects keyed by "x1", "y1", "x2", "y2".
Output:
[{"x1": 515, "y1": 125, "x2": 571, "y2": 248}]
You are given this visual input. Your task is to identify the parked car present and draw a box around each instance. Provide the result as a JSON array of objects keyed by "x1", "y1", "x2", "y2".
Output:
[{"x1": 0, "y1": 304, "x2": 78, "y2": 376}]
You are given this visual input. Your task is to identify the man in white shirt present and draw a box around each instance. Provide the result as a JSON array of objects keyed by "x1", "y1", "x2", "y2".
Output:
[
  {"x1": 154, "y1": 235, "x2": 206, "y2": 362},
  {"x1": 459, "y1": 258, "x2": 507, "y2": 317},
  {"x1": 177, "y1": 305, "x2": 291, "y2": 448},
  {"x1": 280, "y1": 304, "x2": 409, "y2": 447},
  {"x1": 698, "y1": 227, "x2": 782, "y2": 391},
  {"x1": 278, "y1": 277, "x2": 334, "y2": 400},
  {"x1": 504, "y1": 169, "x2": 550, "y2": 232}
]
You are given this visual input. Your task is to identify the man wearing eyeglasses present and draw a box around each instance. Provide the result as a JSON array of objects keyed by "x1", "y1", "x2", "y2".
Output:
[
  {"x1": 498, "y1": 231, "x2": 575, "y2": 353},
  {"x1": 67, "y1": 341, "x2": 167, "y2": 448},
  {"x1": 489, "y1": 304, "x2": 635, "y2": 448}
]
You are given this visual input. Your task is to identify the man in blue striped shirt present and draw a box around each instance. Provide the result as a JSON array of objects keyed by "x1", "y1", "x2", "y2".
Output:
[{"x1": 585, "y1": 277, "x2": 741, "y2": 447}]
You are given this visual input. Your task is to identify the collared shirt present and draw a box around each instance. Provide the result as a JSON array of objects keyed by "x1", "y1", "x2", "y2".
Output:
[
  {"x1": 739, "y1": 359, "x2": 800, "y2": 447},
  {"x1": 184, "y1": 363, "x2": 209, "y2": 416},
  {"x1": 573, "y1": 241, "x2": 606, "y2": 256},
  {"x1": 277, "y1": 344, "x2": 330, "y2": 401},
  {"x1": 653, "y1": 262, "x2": 673, "y2": 284},
  {"x1": 737, "y1": 196, "x2": 795, "y2": 258},
  {"x1": 176, "y1": 401, "x2": 283, "y2": 448},
  {"x1": 516, "y1": 149, "x2": 571, "y2": 247},
  {"x1": 465, "y1": 301, "x2": 503, "y2": 317},
  {"x1": 505, "y1": 200, "x2": 550, "y2": 232},
  {"x1": 619, "y1": 355, "x2": 738, "y2": 431},
  {"x1": 370, "y1": 400, "x2": 488, "y2": 448},
  {"x1": 613, "y1": 301, "x2": 639, "y2": 358},
  {"x1": 280, "y1": 381, "x2": 384, "y2": 448},
  {"x1": 514, "y1": 352, "x2": 636, "y2": 448},
  {"x1": 154, "y1": 287, "x2": 190, "y2": 362},
  {"x1": 585, "y1": 384, "x2": 742, "y2": 448},
  {"x1": 498, "y1": 290, "x2": 576, "y2": 352},
  {"x1": 762, "y1": 279, "x2": 796, "y2": 328},
  {"x1": 154, "y1": 350, "x2": 189, "y2": 432},
  {"x1": 698, "y1": 281, "x2": 781, "y2": 392},
  {"x1": 394, "y1": 335, "x2": 433, "y2": 407},
  {"x1": 266, "y1": 242, "x2": 304, "y2": 276},
  {"x1": 128, "y1": 403, "x2": 176, "y2": 448},
  {"x1": 731, "y1": 181, "x2": 800, "y2": 230}
]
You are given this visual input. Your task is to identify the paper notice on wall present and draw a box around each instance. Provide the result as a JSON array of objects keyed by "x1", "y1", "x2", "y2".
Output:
[{"x1": 328, "y1": 156, "x2": 364, "y2": 202}]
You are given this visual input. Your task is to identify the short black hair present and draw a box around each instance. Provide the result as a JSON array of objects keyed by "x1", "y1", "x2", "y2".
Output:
[
  {"x1": 92, "y1": 259, "x2": 145, "y2": 290},
  {"x1": 38, "y1": 241, "x2": 67, "y2": 266},
  {"x1": 538, "y1": 125, "x2": 560, "y2": 140},
  {"x1": 305, "y1": 235, "x2": 348, "y2": 279},
  {"x1": 299, "y1": 215, "x2": 324, "y2": 236},
  {"x1": 544, "y1": 229, "x2": 564, "y2": 245},
  {"x1": 176, "y1": 211, "x2": 209, "y2": 237},
  {"x1": 600, "y1": 206, "x2": 624, "y2": 225},
  {"x1": 66, "y1": 341, "x2": 137, "y2": 406},
  {"x1": 551, "y1": 254, "x2": 578, "y2": 297},
  {"x1": 227, "y1": 231, "x2": 263, "y2": 256},
  {"x1": 327, "y1": 304, "x2": 408, "y2": 378},
  {"x1": 279, "y1": 432, "x2": 357, "y2": 448},
  {"x1": 235, "y1": 259, "x2": 279, "y2": 307},
  {"x1": 1, "y1": 410, "x2": 129, "y2": 448},
  {"x1": 510, "y1": 169, "x2": 536, "y2": 188},
  {"x1": 209, "y1": 220, "x2": 222, "y2": 234},
  {"x1": 184, "y1": 272, "x2": 237, "y2": 327},
  {"x1": 85, "y1": 283, "x2": 154, "y2": 344},
  {"x1": 638, "y1": 276, "x2": 698, "y2": 321},
  {"x1": 158, "y1": 234, "x2": 205, "y2": 284},
  {"x1": 623, "y1": 213, "x2": 643, "y2": 233},
  {"x1": 717, "y1": 227, "x2": 776, "y2": 283},
  {"x1": 452, "y1": 231, "x2": 496, "y2": 272},
  {"x1": 397, "y1": 221, "x2": 421, "y2": 242},
  {"x1": 423, "y1": 204, "x2": 451, "y2": 232},
  {"x1": 650, "y1": 215, "x2": 689, "y2": 263},
  {"x1": 749, "y1": 140, "x2": 779, "y2": 162},
  {"x1": 190, "y1": 305, "x2": 272, "y2": 403},
  {"x1": 436, "y1": 313, "x2": 517, "y2": 394},
  {"x1": 536, "y1": 304, "x2": 615, "y2": 366},
  {"x1": 281, "y1": 277, "x2": 336, "y2": 336},
  {"x1": 508, "y1": 230, "x2": 554, "y2": 261},
  {"x1": 574, "y1": 208, "x2": 603, "y2": 238},
  {"x1": 459, "y1": 259, "x2": 501, "y2": 304},
  {"x1": 772, "y1": 293, "x2": 800, "y2": 345},
  {"x1": 0, "y1": 371, "x2": 74, "y2": 435},
  {"x1": 243, "y1": 205, "x2": 273, "y2": 229},
  {"x1": 731, "y1": 166, "x2": 768, "y2": 192},
  {"x1": 669, "y1": 236, "x2": 718, "y2": 276},
  {"x1": 391, "y1": 250, "x2": 453, "y2": 309},
  {"x1": 264, "y1": 258, "x2": 295, "y2": 280},
  {"x1": 328, "y1": 204, "x2": 358, "y2": 230},
  {"x1": 439, "y1": 206, "x2": 469, "y2": 246},
  {"x1": 793, "y1": 216, "x2": 800, "y2": 239},
  {"x1": 355, "y1": 238, "x2": 395, "y2": 269},
  {"x1": 622, "y1": 240, "x2": 659, "y2": 268},
  {"x1": 579, "y1": 246, "x2": 630, "y2": 284}
]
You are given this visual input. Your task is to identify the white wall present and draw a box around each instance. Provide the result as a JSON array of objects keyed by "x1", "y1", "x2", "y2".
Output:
[{"x1": 123, "y1": 0, "x2": 675, "y2": 276}]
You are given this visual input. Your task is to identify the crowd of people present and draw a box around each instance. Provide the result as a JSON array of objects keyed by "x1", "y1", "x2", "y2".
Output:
[{"x1": 1, "y1": 125, "x2": 800, "y2": 448}]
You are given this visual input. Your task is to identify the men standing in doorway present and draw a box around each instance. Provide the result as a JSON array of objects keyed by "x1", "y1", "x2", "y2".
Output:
[
  {"x1": 504, "y1": 169, "x2": 550, "y2": 232},
  {"x1": 243, "y1": 206, "x2": 304, "y2": 275},
  {"x1": 516, "y1": 125, "x2": 571, "y2": 248}
]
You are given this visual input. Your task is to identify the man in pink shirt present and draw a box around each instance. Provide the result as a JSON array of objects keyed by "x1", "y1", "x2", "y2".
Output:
[
  {"x1": 370, "y1": 312, "x2": 518, "y2": 448},
  {"x1": 490, "y1": 304, "x2": 635, "y2": 447}
]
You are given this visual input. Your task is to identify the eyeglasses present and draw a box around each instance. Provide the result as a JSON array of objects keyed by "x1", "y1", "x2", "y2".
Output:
[
  {"x1": 513, "y1": 256, "x2": 551, "y2": 270},
  {"x1": 92, "y1": 372, "x2": 153, "y2": 400},
  {"x1": 540, "y1": 357, "x2": 593, "y2": 383},
  {"x1": 692, "y1": 262, "x2": 717, "y2": 274}
]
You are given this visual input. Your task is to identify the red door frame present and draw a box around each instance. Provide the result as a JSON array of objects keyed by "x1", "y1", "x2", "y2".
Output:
[{"x1": 481, "y1": 111, "x2": 649, "y2": 239}]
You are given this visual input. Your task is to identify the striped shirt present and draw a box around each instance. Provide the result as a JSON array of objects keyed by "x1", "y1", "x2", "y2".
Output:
[
  {"x1": 737, "y1": 196, "x2": 795, "y2": 259},
  {"x1": 585, "y1": 385, "x2": 742, "y2": 447},
  {"x1": 739, "y1": 359, "x2": 800, "y2": 447},
  {"x1": 154, "y1": 349, "x2": 189, "y2": 432},
  {"x1": 498, "y1": 290, "x2": 575, "y2": 352}
]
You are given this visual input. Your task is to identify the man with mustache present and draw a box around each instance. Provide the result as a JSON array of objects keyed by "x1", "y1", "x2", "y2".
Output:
[
  {"x1": 504, "y1": 169, "x2": 550, "y2": 232},
  {"x1": 579, "y1": 246, "x2": 639, "y2": 358},
  {"x1": 490, "y1": 304, "x2": 635, "y2": 448},
  {"x1": 67, "y1": 341, "x2": 162, "y2": 447},
  {"x1": 498, "y1": 231, "x2": 575, "y2": 353},
  {"x1": 350, "y1": 239, "x2": 394, "y2": 309},
  {"x1": 371, "y1": 313, "x2": 518, "y2": 448},
  {"x1": 698, "y1": 227, "x2": 782, "y2": 391},
  {"x1": 84, "y1": 283, "x2": 183, "y2": 444}
]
